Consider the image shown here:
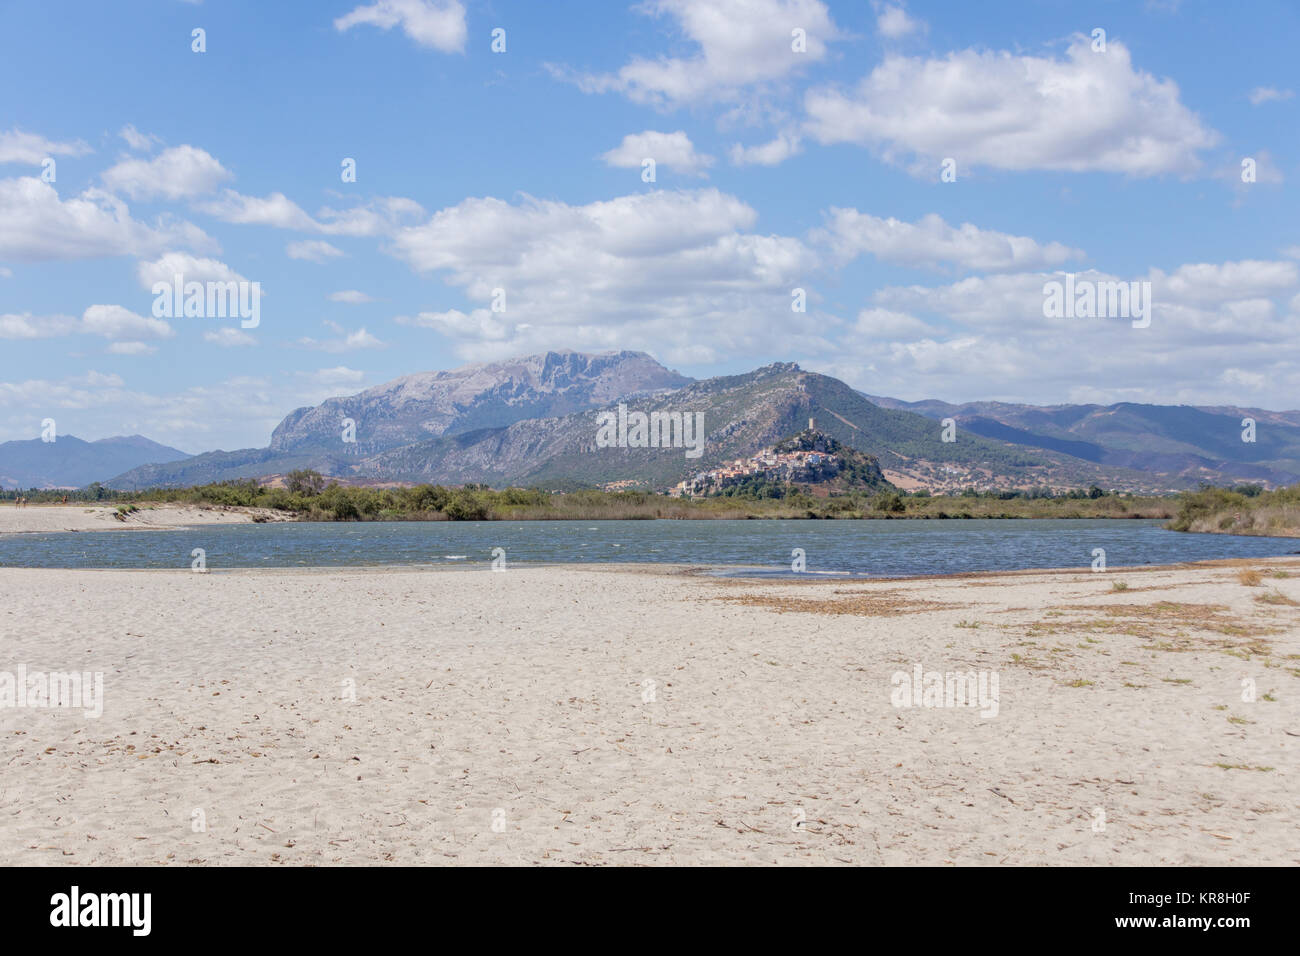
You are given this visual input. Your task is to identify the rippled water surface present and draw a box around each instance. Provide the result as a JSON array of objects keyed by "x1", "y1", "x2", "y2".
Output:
[{"x1": 1, "y1": 518, "x2": 1296, "y2": 576}]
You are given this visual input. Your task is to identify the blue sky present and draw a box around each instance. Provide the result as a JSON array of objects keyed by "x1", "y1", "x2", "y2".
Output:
[{"x1": 1, "y1": 0, "x2": 1297, "y2": 451}]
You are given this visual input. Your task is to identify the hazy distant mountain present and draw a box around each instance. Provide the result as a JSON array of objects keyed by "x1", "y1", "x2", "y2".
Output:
[
  {"x1": 861, "y1": 395, "x2": 1300, "y2": 487},
  {"x1": 108, "y1": 350, "x2": 693, "y2": 488},
  {"x1": 105, "y1": 350, "x2": 1300, "y2": 493},
  {"x1": 0, "y1": 435, "x2": 190, "y2": 489}
]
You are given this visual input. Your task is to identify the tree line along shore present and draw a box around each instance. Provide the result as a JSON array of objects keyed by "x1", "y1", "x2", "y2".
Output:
[
  {"x1": 8, "y1": 470, "x2": 1278, "y2": 527},
  {"x1": 3, "y1": 471, "x2": 1298, "y2": 533}
]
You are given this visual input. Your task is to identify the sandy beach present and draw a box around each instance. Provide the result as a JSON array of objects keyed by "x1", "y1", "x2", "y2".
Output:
[
  {"x1": 1, "y1": 558, "x2": 1296, "y2": 865},
  {"x1": 0, "y1": 504, "x2": 291, "y2": 535}
]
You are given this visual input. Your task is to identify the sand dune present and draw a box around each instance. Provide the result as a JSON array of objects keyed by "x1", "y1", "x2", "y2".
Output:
[
  {"x1": 0, "y1": 560, "x2": 1296, "y2": 865},
  {"x1": 0, "y1": 504, "x2": 290, "y2": 535}
]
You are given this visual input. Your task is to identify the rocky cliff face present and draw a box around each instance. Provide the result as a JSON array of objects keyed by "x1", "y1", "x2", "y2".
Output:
[
  {"x1": 267, "y1": 349, "x2": 692, "y2": 456},
  {"x1": 107, "y1": 350, "x2": 1300, "y2": 493},
  {"x1": 352, "y1": 363, "x2": 1033, "y2": 490}
]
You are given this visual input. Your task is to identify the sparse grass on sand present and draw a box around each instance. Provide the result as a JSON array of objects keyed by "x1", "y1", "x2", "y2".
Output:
[{"x1": 715, "y1": 588, "x2": 958, "y2": 617}]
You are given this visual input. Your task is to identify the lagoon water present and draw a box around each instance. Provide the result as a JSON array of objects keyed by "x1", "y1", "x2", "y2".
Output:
[{"x1": 0, "y1": 518, "x2": 1296, "y2": 576}]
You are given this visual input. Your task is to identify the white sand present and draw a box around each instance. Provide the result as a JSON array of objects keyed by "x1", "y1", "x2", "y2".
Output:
[
  {"x1": 0, "y1": 559, "x2": 1296, "y2": 865},
  {"x1": 0, "y1": 504, "x2": 290, "y2": 534}
]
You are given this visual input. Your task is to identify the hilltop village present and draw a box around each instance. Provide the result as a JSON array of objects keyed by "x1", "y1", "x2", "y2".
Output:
[{"x1": 671, "y1": 420, "x2": 844, "y2": 497}]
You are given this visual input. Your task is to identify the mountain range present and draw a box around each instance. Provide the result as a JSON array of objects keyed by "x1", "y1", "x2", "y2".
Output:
[
  {"x1": 10, "y1": 350, "x2": 1296, "y2": 493},
  {"x1": 0, "y1": 435, "x2": 189, "y2": 489}
]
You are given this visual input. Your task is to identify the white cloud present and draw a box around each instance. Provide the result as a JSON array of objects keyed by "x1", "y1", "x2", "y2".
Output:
[
  {"x1": 195, "y1": 190, "x2": 316, "y2": 230},
  {"x1": 106, "y1": 341, "x2": 158, "y2": 356},
  {"x1": 287, "y1": 239, "x2": 346, "y2": 262},
  {"x1": 334, "y1": 0, "x2": 467, "y2": 53},
  {"x1": 824, "y1": 258, "x2": 1300, "y2": 405},
  {"x1": 101, "y1": 145, "x2": 232, "y2": 200},
  {"x1": 302, "y1": 366, "x2": 367, "y2": 387},
  {"x1": 0, "y1": 128, "x2": 92, "y2": 165},
  {"x1": 601, "y1": 130, "x2": 714, "y2": 176},
  {"x1": 814, "y1": 209, "x2": 1083, "y2": 272},
  {"x1": 557, "y1": 0, "x2": 841, "y2": 107},
  {"x1": 875, "y1": 3, "x2": 924, "y2": 39},
  {"x1": 804, "y1": 38, "x2": 1219, "y2": 176},
  {"x1": 1152, "y1": 260, "x2": 1298, "y2": 305},
  {"x1": 119, "y1": 125, "x2": 162, "y2": 152},
  {"x1": 203, "y1": 328, "x2": 257, "y2": 347},
  {"x1": 396, "y1": 308, "x2": 506, "y2": 341},
  {"x1": 2, "y1": 305, "x2": 184, "y2": 343},
  {"x1": 80, "y1": 304, "x2": 175, "y2": 341},
  {"x1": 385, "y1": 187, "x2": 829, "y2": 363},
  {"x1": 327, "y1": 290, "x2": 374, "y2": 304},
  {"x1": 854, "y1": 307, "x2": 935, "y2": 340},
  {"x1": 297, "y1": 326, "x2": 386, "y2": 352},
  {"x1": 1248, "y1": 86, "x2": 1294, "y2": 106},
  {"x1": 0, "y1": 313, "x2": 79, "y2": 340},
  {"x1": 0, "y1": 177, "x2": 215, "y2": 262},
  {"x1": 136, "y1": 252, "x2": 248, "y2": 290},
  {"x1": 728, "y1": 131, "x2": 802, "y2": 166},
  {"x1": 0, "y1": 370, "x2": 373, "y2": 450},
  {"x1": 0, "y1": 372, "x2": 130, "y2": 420},
  {"x1": 197, "y1": 190, "x2": 423, "y2": 236}
]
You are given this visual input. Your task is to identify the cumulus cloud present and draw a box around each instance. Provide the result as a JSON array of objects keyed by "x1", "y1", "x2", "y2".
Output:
[
  {"x1": 0, "y1": 372, "x2": 130, "y2": 421},
  {"x1": 555, "y1": 0, "x2": 841, "y2": 107},
  {"x1": 814, "y1": 209, "x2": 1084, "y2": 272},
  {"x1": 1, "y1": 306, "x2": 178, "y2": 343},
  {"x1": 119, "y1": 124, "x2": 162, "y2": 152},
  {"x1": 601, "y1": 131, "x2": 714, "y2": 176},
  {"x1": 297, "y1": 325, "x2": 386, "y2": 352},
  {"x1": 0, "y1": 177, "x2": 215, "y2": 262},
  {"x1": 854, "y1": 307, "x2": 936, "y2": 340},
  {"x1": 728, "y1": 132, "x2": 802, "y2": 166},
  {"x1": 80, "y1": 304, "x2": 175, "y2": 341},
  {"x1": 136, "y1": 252, "x2": 248, "y2": 290},
  {"x1": 101, "y1": 145, "x2": 232, "y2": 200},
  {"x1": 0, "y1": 313, "x2": 79, "y2": 340},
  {"x1": 196, "y1": 190, "x2": 317, "y2": 231},
  {"x1": 0, "y1": 128, "x2": 92, "y2": 165},
  {"x1": 804, "y1": 38, "x2": 1219, "y2": 176},
  {"x1": 874, "y1": 3, "x2": 924, "y2": 39},
  {"x1": 385, "y1": 187, "x2": 829, "y2": 363},
  {"x1": 334, "y1": 0, "x2": 467, "y2": 53},
  {"x1": 826, "y1": 258, "x2": 1300, "y2": 405},
  {"x1": 197, "y1": 190, "x2": 423, "y2": 236}
]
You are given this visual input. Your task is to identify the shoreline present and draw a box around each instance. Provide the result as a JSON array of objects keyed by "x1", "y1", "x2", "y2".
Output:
[
  {"x1": 1, "y1": 557, "x2": 1295, "y2": 865},
  {"x1": 2, "y1": 553, "x2": 1299, "y2": 580}
]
